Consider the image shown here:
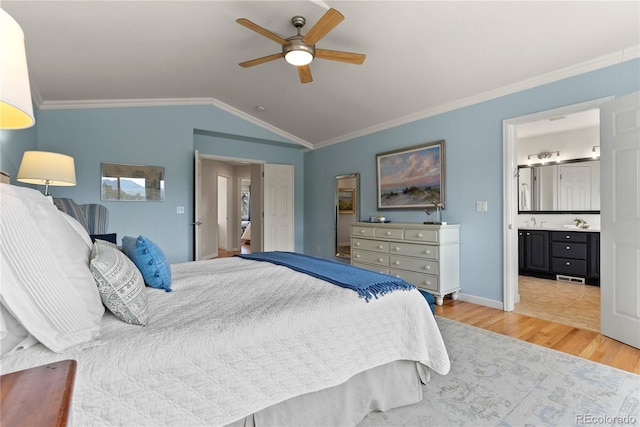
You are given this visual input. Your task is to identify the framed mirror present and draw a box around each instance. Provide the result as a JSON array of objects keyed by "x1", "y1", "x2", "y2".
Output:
[
  {"x1": 335, "y1": 173, "x2": 360, "y2": 258},
  {"x1": 518, "y1": 158, "x2": 599, "y2": 213}
]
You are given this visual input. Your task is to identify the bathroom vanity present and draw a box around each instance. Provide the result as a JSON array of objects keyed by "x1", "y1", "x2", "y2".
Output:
[{"x1": 518, "y1": 227, "x2": 600, "y2": 285}]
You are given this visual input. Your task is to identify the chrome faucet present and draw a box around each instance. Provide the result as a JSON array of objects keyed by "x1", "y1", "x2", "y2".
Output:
[{"x1": 530, "y1": 217, "x2": 537, "y2": 227}]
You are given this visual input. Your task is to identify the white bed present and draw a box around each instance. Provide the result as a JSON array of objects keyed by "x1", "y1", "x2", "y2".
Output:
[{"x1": 0, "y1": 184, "x2": 450, "y2": 426}]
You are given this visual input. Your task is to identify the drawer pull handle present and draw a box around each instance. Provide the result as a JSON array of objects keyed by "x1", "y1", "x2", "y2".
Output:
[
  {"x1": 566, "y1": 246, "x2": 570, "y2": 250},
  {"x1": 425, "y1": 249, "x2": 431, "y2": 255},
  {"x1": 355, "y1": 242, "x2": 360, "y2": 246},
  {"x1": 526, "y1": 232, "x2": 530, "y2": 236},
  {"x1": 424, "y1": 265, "x2": 431, "y2": 270},
  {"x1": 566, "y1": 235, "x2": 571, "y2": 239},
  {"x1": 355, "y1": 254, "x2": 360, "y2": 258},
  {"x1": 394, "y1": 261, "x2": 400, "y2": 265},
  {"x1": 395, "y1": 275, "x2": 400, "y2": 278},
  {"x1": 417, "y1": 233, "x2": 423, "y2": 238},
  {"x1": 394, "y1": 247, "x2": 400, "y2": 252},
  {"x1": 425, "y1": 281, "x2": 431, "y2": 286},
  {"x1": 385, "y1": 231, "x2": 391, "y2": 236},
  {"x1": 359, "y1": 229, "x2": 365, "y2": 234},
  {"x1": 378, "y1": 258, "x2": 384, "y2": 263},
  {"x1": 377, "y1": 245, "x2": 383, "y2": 249},
  {"x1": 566, "y1": 262, "x2": 571, "y2": 266}
]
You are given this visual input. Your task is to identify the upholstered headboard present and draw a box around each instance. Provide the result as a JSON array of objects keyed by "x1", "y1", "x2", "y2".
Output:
[{"x1": 0, "y1": 171, "x2": 10, "y2": 184}]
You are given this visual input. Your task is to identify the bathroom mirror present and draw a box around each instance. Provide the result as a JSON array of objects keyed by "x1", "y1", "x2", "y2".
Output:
[
  {"x1": 335, "y1": 173, "x2": 360, "y2": 258},
  {"x1": 518, "y1": 158, "x2": 599, "y2": 213}
]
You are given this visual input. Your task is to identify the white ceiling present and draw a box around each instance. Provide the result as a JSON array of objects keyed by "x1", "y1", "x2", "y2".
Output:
[{"x1": 3, "y1": 1, "x2": 639, "y2": 149}]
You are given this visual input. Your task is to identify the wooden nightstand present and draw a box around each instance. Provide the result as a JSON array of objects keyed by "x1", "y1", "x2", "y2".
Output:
[{"x1": 1, "y1": 360, "x2": 77, "y2": 427}]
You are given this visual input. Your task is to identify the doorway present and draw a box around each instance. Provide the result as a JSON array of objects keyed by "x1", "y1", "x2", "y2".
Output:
[{"x1": 502, "y1": 98, "x2": 612, "y2": 327}]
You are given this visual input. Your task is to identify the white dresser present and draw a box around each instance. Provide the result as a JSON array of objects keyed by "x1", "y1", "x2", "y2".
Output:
[{"x1": 350, "y1": 222, "x2": 460, "y2": 305}]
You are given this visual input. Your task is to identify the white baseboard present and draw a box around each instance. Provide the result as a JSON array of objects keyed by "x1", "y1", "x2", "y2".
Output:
[{"x1": 456, "y1": 293, "x2": 504, "y2": 310}]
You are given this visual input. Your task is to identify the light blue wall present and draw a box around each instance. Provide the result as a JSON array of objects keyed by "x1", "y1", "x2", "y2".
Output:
[
  {"x1": 304, "y1": 60, "x2": 640, "y2": 303},
  {"x1": 28, "y1": 104, "x2": 305, "y2": 263},
  {"x1": 0, "y1": 107, "x2": 38, "y2": 177}
]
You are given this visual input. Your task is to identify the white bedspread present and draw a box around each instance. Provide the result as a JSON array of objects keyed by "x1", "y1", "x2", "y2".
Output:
[{"x1": 0, "y1": 257, "x2": 450, "y2": 426}]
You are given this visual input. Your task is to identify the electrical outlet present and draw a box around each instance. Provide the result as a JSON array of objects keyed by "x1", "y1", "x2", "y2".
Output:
[
  {"x1": 176, "y1": 206, "x2": 185, "y2": 214},
  {"x1": 476, "y1": 201, "x2": 488, "y2": 212}
]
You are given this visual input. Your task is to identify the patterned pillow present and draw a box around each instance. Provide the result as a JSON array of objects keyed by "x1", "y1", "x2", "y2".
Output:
[
  {"x1": 90, "y1": 240, "x2": 148, "y2": 326},
  {"x1": 122, "y1": 236, "x2": 172, "y2": 292}
]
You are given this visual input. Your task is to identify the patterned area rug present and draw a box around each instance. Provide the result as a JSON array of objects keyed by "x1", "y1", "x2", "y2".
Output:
[{"x1": 359, "y1": 317, "x2": 639, "y2": 426}]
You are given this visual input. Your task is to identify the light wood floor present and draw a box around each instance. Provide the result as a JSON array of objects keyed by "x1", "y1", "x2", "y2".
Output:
[
  {"x1": 435, "y1": 298, "x2": 640, "y2": 374},
  {"x1": 514, "y1": 276, "x2": 600, "y2": 332}
]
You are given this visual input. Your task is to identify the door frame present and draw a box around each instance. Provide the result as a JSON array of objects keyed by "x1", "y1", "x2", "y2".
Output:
[
  {"x1": 195, "y1": 153, "x2": 265, "y2": 260},
  {"x1": 502, "y1": 97, "x2": 613, "y2": 311}
]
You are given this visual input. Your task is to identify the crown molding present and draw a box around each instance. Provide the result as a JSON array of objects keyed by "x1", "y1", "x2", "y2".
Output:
[{"x1": 312, "y1": 46, "x2": 640, "y2": 149}]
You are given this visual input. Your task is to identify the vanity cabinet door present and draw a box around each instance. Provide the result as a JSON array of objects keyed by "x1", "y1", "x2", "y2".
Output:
[
  {"x1": 518, "y1": 231, "x2": 525, "y2": 270},
  {"x1": 589, "y1": 233, "x2": 600, "y2": 279},
  {"x1": 524, "y1": 230, "x2": 549, "y2": 272}
]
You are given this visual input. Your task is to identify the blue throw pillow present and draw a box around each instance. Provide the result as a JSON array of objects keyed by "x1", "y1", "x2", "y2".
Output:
[{"x1": 122, "y1": 235, "x2": 172, "y2": 292}]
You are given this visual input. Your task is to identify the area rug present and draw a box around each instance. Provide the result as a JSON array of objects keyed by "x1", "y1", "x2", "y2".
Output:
[{"x1": 359, "y1": 317, "x2": 639, "y2": 426}]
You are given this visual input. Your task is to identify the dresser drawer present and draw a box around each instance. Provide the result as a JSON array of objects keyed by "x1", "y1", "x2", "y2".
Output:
[
  {"x1": 551, "y1": 242, "x2": 587, "y2": 260},
  {"x1": 352, "y1": 225, "x2": 375, "y2": 237},
  {"x1": 389, "y1": 255, "x2": 439, "y2": 275},
  {"x1": 352, "y1": 249, "x2": 389, "y2": 267},
  {"x1": 352, "y1": 261, "x2": 389, "y2": 275},
  {"x1": 389, "y1": 242, "x2": 439, "y2": 260},
  {"x1": 551, "y1": 257, "x2": 588, "y2": 276},
  {"x1": 375, "y1": 228, "x2": 403, "y2": 240},
  {"x1": 390, "y1": 269, "x2": 438, "y2": 292},
  {"x1": 352, "y1": 238, "x2": 389, "y2": 253},
  {"x1": 550, "y1": 231, "x2": 588, "y2": 243},
  {"x1": 404, "y1": 228, "x2": 438, "y2": 243}
]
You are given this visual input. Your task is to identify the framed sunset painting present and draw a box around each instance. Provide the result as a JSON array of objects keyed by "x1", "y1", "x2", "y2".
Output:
[{"x1": 376, "y1": 140, "x2": 445, "y2": 209}]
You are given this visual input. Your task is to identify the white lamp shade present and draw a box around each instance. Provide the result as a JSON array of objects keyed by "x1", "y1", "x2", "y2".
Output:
[
  {"x1": 17, "y1": 151, "x2": 76, "y2": 187},
  {"x1": 0, "y1": 8, "x2": 35, "y2": 130}
]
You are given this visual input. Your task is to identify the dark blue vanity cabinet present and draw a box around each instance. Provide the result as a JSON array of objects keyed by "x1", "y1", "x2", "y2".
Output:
[{"x1": 518, "y1": 229, "x2": 600, "y2": 285}]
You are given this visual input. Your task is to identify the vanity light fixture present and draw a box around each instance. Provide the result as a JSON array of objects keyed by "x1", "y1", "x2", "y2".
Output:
[
  {"x1": 527, "y1": 151, "x2": 560, "y2": 164},
  {"x1": 592, "y1": 145, "x2": 600, "y2": 159}
]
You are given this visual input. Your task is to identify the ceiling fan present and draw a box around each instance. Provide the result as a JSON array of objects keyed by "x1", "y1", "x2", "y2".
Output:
[{"x1": 236, "y1": 8, "x2": 366, "y2": 84}]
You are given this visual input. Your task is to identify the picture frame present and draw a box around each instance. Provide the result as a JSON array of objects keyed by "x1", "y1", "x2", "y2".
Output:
[
  {"x1": 376, "y1": 140, "x2": 445, "y2": 209},
  {"x1": 101, "y1": 162, "x2": 165, "y2": 201},
  {"x1": 338, "y1": 188, "x2": 356, "y2": 214}
]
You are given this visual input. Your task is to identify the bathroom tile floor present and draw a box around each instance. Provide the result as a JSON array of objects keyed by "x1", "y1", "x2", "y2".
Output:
[{"x1": 514, "y1": 276, "x2": 601, "y2": 332}]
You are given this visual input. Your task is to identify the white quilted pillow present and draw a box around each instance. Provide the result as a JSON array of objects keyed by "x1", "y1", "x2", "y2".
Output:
[
  {"x1": 0, "y1": 187, "x2": 102, "y2": 352},
  {"x1": 90, "y1": 240, "x2": 149, "y2": 326},
  {"x1": 1, "y1": 185, "x2": 104, "y2": 325}
]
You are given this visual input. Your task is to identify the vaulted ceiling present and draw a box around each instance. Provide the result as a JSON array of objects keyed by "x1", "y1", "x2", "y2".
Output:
[{"x1": 3, "y1": 1, "x2": 639, "y2": 149}]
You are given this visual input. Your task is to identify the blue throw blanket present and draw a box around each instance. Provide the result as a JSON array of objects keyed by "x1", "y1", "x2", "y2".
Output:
[{"x1": 236, "y1": 251, "x2": 415, "y2": 301}]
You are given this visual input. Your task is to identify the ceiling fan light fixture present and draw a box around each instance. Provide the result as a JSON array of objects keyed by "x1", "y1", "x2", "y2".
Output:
[{"x1": 283, "y1": 42, "x2": 314, "y2": 66}]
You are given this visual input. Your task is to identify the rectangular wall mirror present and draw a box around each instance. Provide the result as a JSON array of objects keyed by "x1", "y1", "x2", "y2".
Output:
[
  {"x1": 101, "y1": 162, "x2": 165, "y2": 201},
  {"x1": 335, "y1": 173, "x2": 360, "y2": 258},
  {"x1": 518, "y1": 158, "x2": 599, "y2": 213}
]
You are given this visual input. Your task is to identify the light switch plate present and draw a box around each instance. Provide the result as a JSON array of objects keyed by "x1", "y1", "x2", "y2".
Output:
[
  {"x1": 476, "y1": 201, "x2": 488, "y2": 212},
  {"x1": 176, "y1": 206, "x2": 185, "y2": 214}
]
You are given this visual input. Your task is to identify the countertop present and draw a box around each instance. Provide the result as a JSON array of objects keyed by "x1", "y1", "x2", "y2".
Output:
[{"x1": 518, "y1": 226, "x2": 600, "y2": 232}]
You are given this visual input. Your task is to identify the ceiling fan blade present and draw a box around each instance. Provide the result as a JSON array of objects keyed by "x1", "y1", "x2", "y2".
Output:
[
  {"x1": 239, "y1": 53, "x2": 283, "y2": 68},
  {"x1": 236, "y1": 18, "x2": 288, "y2": 45},
  {"x1": 315, "y1": 49, "x2": 366, "y2": 65},
  {"x1": 298, "y1": 65, "x2": 313, "y2": 84},
  {"x1": 302, "y1": 8, "x2": 344, "y2": 45}
]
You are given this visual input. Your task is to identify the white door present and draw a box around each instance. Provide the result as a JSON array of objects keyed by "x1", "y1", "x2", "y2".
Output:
[
  {"x1": 600, "y1": 91, "x2": 640, "y2": 349},
  {"x1": 194, "y1": 152, "x2": 218, "y2": 260},
  {"x1": 558, "y1": 164, "x2": 591, "y2": 210},
  {"x1": 263, "y1": 164, "x2": 294, "y2": 252},
  {"x1": 217, "y1": 175, "x2": 228, "y2": 251}
]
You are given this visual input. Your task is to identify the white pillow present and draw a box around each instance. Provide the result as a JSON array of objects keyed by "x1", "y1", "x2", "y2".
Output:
[
  {"x1": 0, "y1": 187, "x2": 101, "y2": 352},
  {"x1": 1, "y1": 185, "x2": 104, "y2": 325},
  {"x1": 60, "y1": 211, "x2": 93, "y2": 249},
  {"x1": 0, "y1": 304, "x2": 38, "y2": 356}
]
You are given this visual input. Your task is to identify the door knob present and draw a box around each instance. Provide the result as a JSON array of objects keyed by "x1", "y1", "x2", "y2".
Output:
[{"x1": 193, "y1": 221, "x2": 203, "y2": 226}]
